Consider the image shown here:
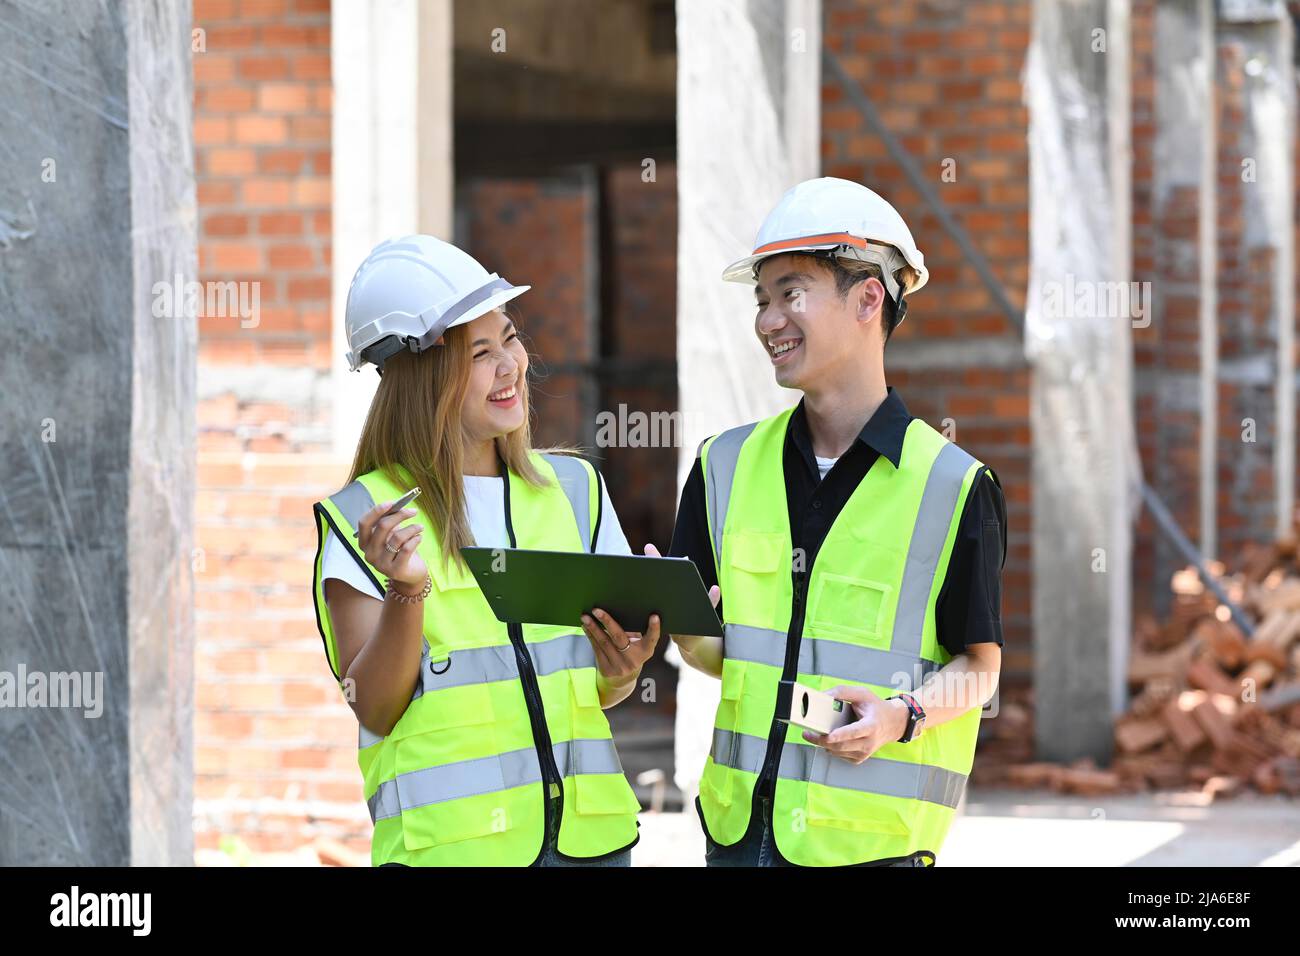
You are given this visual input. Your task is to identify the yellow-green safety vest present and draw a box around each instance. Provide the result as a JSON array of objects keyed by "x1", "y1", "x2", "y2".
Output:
[
  {"x1": 311, "y1": 451, "x2": 642, "y2": 866},
  {"x1": 697, "y1": 407, "x2": 987, "y2": 866}
]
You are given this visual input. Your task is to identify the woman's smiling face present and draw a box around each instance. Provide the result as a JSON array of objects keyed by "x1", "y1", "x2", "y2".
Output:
[{"x1": 460, "y1": 308, "x2": 529, "y2": 443}]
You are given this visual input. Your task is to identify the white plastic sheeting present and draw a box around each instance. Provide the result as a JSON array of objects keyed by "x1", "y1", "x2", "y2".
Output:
[
  {"x1": 0, "y1": 0, "x2": 197, "y2": 863},
  {"x1": 672, "y1": 0, "x2": 821, "y2": 802}
]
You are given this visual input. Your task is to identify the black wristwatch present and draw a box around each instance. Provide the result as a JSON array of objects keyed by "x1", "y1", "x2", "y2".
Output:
[{"x1": 892, "y1": 692, "x2": 925, "y2": 743}]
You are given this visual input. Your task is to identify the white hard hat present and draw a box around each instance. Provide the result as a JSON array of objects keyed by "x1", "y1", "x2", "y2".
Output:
[
  {"x1": 722, "y1": 177, "x2": 928, "y2": 323},
  {"x1": 344, "y1": 234, "x2": 530, "y2": 372}
]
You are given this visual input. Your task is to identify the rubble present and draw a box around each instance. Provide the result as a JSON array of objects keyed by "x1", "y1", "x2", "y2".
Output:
[{"x1": 974, "y1": 535, "x2": 1300, "y2": 801}]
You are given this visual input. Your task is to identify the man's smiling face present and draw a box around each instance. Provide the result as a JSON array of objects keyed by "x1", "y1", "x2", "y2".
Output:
[{"x1": 752, "y1": 252, "x2": 885, "y2": 392}]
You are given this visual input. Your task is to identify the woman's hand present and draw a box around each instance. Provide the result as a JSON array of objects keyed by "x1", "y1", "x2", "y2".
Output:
[
  {"x1": 356, "y1": 499, "x2": 427, "y2": 592},
  {"x1": 580, "y1": 607, "x2": 662, "y2": 683}
]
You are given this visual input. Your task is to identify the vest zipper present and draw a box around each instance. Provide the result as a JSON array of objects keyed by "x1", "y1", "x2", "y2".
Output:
[
  {"x1": 756, "y1": 567, "x2": 808, "y2": 801},
  {"x1": 507, "y1": 621, "x2": 564, "y2": 795},
  {"x1": 499, "y1": 461, "x2": 564, "y2": 829}
]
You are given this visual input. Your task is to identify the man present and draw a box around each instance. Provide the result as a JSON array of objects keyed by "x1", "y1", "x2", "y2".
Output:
[{"x1": 667, "y1": 177, "x2": 1005, "y2": 867}]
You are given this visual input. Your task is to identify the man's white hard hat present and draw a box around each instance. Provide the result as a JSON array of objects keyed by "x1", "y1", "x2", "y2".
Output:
[
  {"x1": 344, "y1": 234, "x2": 530, "y2": 372},
  {"x1": 722, "y1": 177, "x2": 928, "y2": 324}
]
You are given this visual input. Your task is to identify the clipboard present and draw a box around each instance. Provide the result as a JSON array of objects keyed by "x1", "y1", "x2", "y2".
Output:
[{"x1": 460, "y1": 547, "x2": 724, "y2": 637}]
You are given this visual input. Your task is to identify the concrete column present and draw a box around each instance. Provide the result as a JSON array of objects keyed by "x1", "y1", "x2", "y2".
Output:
[
  {"x1": 1025, "y1": 0, "x2": 1135, "y2": 762},
  {"x1": 673, "y1": 0, "x2": 820, "y2": 799},
  {"x1": 331, "y1": 0, "x2": 454, "y2": 451},
  {"x1": 0, "y1": 0, "x2": 196, "y2": 864},
  {"x1": 1141, "y1": 0, "x2": 1216, "y2": 616},
  {"x1": 1214, "y1": 2, "x2": 1295, "y2": 556}
]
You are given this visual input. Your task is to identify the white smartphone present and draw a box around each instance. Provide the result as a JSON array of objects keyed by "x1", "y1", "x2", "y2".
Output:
[{"x1": 353, "y1": 486, "x2": 421, "y2": 538}]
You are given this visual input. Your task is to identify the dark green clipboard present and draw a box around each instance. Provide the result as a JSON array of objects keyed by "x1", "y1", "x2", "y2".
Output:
[{"x1": 460, "y1": 547, "x2": 724, "y2": 637}]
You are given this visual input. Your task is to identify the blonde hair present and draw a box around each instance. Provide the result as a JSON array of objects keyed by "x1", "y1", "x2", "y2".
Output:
[{"x1": 345, "y1": 314, "x2": 546, "y2": 573}]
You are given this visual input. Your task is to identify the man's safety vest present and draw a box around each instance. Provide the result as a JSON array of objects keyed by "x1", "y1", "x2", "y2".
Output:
[
  {"x1": 311, "y1": 452, "x2": 641, "y2": 866},
  {"x1": 697, "y1": 407, "x2": 986, "y2": 866}
]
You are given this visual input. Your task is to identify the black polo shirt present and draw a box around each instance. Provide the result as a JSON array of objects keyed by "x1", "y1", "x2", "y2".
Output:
[{"x1": 669, "y1": 386, "x2": 1006, "y2": 657}]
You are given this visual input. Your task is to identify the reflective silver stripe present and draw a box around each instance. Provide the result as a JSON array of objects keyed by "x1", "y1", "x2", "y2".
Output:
[
  {"x1": 891, "y1": 441, "x2": 977, "y2": 658},
  {"x1": 724, "y1": 623, "x2": 940, "y2": 691},
  {"x1": 542, "y1": 453, "x2": 593, "y2": 552},
  {"x1": 411, "y1": 643, "x2": 520, "y2": 700},
  {"x1": 326, "y1": 480, "x2": 382, "y2": 587},
  {"x1": 722, "y1": 623, "x2": 787, "y2": 669},
  {"x1": 703, "y1": 422, "x2": 758, "y2": 565},
  {"x1": 358, "y1": 636, "x2": 594, "y2": 752},
  {"x1": 329, "y1": 479, "x2": 377, "y2": 528},
  {"x1": 528, "y1": 632, "x2": 597, "y2": 677},
  {"x1": 550, "y1": 736, "x2": 627, "y2": 778},
  {"x1": 408, "y1": 632, "x2": 591, "y2": 702},
  {"x1": 371, "y1": 749, "x2": 537, "y2": 822},
  {"x1": 709, "y1": 726, "x2": 769, "y2": 776},
  {"x1": 367, "y1": 737, "x2": 626, "y2": 823},
  {"x1": 709, "y1": 730, "x2": 966, "y2": 810},
  {"x1": 778, "y1": 740, "x2": 966, "y2": 809},
  {"x1": 368, "y1": 776, "x2": 403, "y2": 821}
]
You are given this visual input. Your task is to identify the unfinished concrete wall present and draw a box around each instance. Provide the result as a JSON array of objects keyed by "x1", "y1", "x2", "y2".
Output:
[
  {"x1": 673, "y1": 0, "x2": 820, "y2": 798},
  {"x1": 0, "y1": 0, "x2": 196, "y2": 864},
  {"x1": 1025, "y1": 0, "x2": 1137, "y2": 762}
]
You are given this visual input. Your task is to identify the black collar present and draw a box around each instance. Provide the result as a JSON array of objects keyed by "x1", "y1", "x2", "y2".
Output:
[{"x1": 787, "y1": 385, "x2": 911, "y2": 474}]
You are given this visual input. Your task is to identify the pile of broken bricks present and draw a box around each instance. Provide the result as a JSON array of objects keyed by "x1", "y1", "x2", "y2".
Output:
[{"x1": 974, "y1": 537, "x2": 1300, "y2": 801}]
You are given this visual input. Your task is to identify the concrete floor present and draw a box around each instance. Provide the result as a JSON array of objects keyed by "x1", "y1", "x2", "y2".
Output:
[{"x1": 630, "y1": 788, "x2": 1300, "y2": 867}]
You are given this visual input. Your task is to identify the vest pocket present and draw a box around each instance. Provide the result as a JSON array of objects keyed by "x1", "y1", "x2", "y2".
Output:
[
  {"x1": 572, "y1": 773, "x2": 642, "y2": 816},
  {"x1": 806, "y1": 572, "x2": 892, "y2": 645},
  {"x1": 722, "y1": 529, "x2": 786, "y2": 625},
  {"x1": 700, "y1": 661, "x2": 746, "y2": 809},
  {"x1": 396, "y1": 771, "x2": 514, "y2": 850},
  {"x1": 566, "y1": 669, "x2": 641, "y2": 817},
  {"x1": 392, "y1": 683, "x2": 512, "y2": 849},
  {"x1": 802, "y1": 748, "x2": 916, "y2": 836},
  {"x1": 699, "y1": 765, "x2": 735, "y2": 808},
  {"x1": 805, "y1": 784, "x2": 914, "y2": 836},
  {"x1": 570, "y1": 667, "x2": 601, "y2": 709},
  {"x1": 429, "y1": 551, "x2": 483, "y2": 593}
]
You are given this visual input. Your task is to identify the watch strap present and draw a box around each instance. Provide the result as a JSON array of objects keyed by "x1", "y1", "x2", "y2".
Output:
[{"x1": 895, "y1": 692, "x2": 925, "y2": 742}]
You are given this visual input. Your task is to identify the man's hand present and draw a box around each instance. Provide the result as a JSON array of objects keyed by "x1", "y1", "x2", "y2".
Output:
[{"x1": 802, "y1": 685, "x2": 910, "y2": 764}]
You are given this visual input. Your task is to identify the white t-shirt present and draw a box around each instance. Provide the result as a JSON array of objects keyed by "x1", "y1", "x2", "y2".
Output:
[
  {"x1": 321, "y1": 472, "x2": 632, "y2": 599},
  {"x1": 815, "y1": 455, "x2": 838, "y2": 481}
]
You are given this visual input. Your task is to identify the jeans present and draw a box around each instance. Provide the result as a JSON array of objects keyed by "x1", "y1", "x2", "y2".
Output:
[
  {"x1": 534, "y1": 794, "x2": 632, "y2": 867},
  {"x1": 703, "y1": 795, "x2": 931, "y2": 867}
]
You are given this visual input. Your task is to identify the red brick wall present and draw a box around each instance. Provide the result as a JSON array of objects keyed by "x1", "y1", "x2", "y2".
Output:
[
  {"x1": 460, "y1": 175, "x2": 599, "y2": 450},
  {"x1": 191, "y1": 0, "x2": 365, "y2": 861},
  {"x1": 821, "y1": 0, "x2": 1033, "y2": 680},
  {"x1": 600, "y1": 160, "x2": 679, "y2": 554}
]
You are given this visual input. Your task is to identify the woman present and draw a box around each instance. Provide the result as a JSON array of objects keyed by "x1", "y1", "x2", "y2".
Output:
[{"x1": 311, "y1": 235, "x2": 659, "y2": 866}]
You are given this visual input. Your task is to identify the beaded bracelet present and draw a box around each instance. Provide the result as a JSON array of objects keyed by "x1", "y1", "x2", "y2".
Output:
[{"x1": 386, "y1": 573, "x2": 432, "y2": 604}]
